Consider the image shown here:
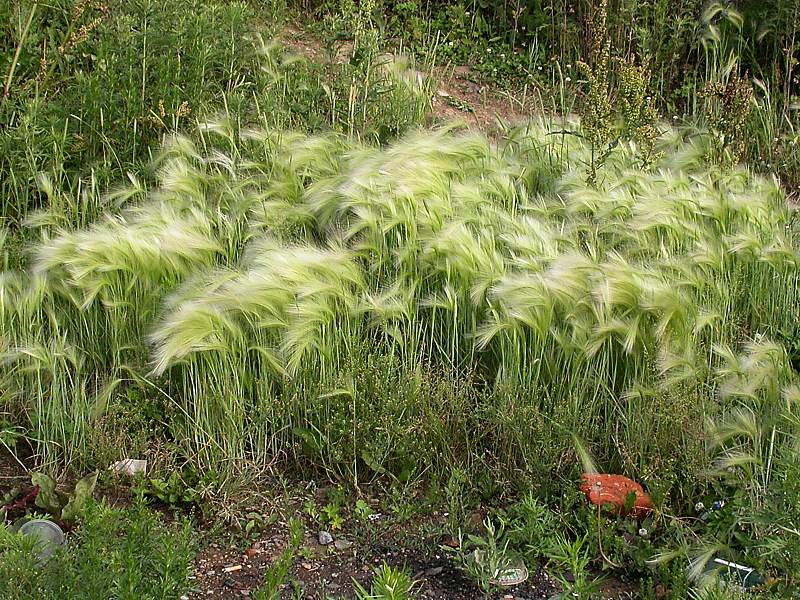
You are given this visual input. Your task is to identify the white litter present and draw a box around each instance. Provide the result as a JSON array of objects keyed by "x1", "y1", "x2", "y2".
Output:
[{"x1": 109, "y1": 458, "x2": 148, "y2": 476}]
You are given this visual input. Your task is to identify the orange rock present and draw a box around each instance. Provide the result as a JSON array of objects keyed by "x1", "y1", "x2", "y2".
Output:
[{"x1": 580, "y1": 473, "x2": 654, "y2": 519}]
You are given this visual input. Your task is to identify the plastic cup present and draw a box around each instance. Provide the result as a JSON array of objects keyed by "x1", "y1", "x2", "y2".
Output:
[{"x1": 18, "y1": 519, "x2": 65, "y2": 565}]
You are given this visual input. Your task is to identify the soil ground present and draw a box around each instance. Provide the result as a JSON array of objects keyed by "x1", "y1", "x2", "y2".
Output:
[
  {"x1": 0, "y1": 445, "x2": 30, "y2": 489},
  {"x1": 188, "y1": 494, "x2": 563, "y2": 599},
  {"x1": 190, "y1": 525, "x2": 560, "y2": 599}
]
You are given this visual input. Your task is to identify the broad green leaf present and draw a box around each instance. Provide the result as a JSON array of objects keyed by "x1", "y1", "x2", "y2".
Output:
[
  {"x1": 360, "y1": 449, "x2": 386, "y2": 474},
  {"x1": 60, "y1": 471, "x2": 98, "y2": 523},
  {"x1": 32, "y1": 472, "x2": 64, "y2": 516}
]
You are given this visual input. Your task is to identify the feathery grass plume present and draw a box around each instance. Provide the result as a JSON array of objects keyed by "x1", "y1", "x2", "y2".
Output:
[
  {"x1": 706, "y1": 339, "x2": 799, "y2": 522},
  {"x1": 3, "y1": 118, "x2": 798, "y2": 488},
  {"x1": 571, "y1": 433, "x2": 598, "y2": 474}
]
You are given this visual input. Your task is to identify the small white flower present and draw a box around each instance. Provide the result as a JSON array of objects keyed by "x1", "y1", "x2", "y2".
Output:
[
  {"x1": 487, "y1": 48, "x2": 492, "y2": 53},
  {"x1": 673, "y1": 115, "x2": 679, "y2": 120},
  {"x1": 566, "y1": 64, "x2": 572, "y2": 69},
  {"x1": 565, "y1": 76, "x2": 571, "y2": 82},
  {"x1": 538, "y1": 66, "x2": 543, "y2": 71},
  {"x1": 694, "y1": 501, "x2": 705, "y2": 512},
  {"x1": 500, "y1": 53, "x2": 505, "y2": 58},
  {"x1": 638, "y1": 528, "x2": 649, "y2": 538}
]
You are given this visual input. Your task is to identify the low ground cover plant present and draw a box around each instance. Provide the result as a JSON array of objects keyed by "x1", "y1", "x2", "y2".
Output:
[{"x1": 0, "y1": 500, "x2": 195, "y2": 600}]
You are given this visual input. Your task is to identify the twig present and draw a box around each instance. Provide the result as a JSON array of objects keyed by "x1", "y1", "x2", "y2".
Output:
[
  {"x1": 0, "y1": 437, "x2": 29, "y2": 473},
  {"x1": 597, "y1": 503, "x2": 623, "y2": 569}
]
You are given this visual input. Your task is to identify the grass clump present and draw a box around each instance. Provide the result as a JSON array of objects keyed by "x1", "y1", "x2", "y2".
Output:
[
  {"x1": 3, "y1": 120, "x2": 798, "y2": 483},
  {"x1": 4, "y1": 0, "x2": 800, "y2": 595}
]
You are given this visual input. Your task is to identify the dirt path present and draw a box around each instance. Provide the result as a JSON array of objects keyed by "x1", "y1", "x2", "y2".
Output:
[{"x1": 277, "y1": 24, "x2": 532, "y2": 136}]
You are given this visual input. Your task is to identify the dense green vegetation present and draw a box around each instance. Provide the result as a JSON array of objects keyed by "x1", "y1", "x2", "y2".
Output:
[
  {"x1": 2, "y1": 0, "x2": 800, "y2": 598},
  {"x1": 317, "y1": 0, "x2": 800, "y2": 185},
  {"x1": 0, "y1": 501, "x2": 194, "y2": 599}
]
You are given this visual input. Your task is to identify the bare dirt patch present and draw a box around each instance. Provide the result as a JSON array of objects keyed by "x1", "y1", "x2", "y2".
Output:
[
  {"x1": 276, "y1": 23, "x2": 533, "y2": 136},
  {"x1": 0, "y1": 445, "x2": 30, "y2": 491},
  {"x1": 188, "y1": 514, "x2": 560, "y2": 599}
]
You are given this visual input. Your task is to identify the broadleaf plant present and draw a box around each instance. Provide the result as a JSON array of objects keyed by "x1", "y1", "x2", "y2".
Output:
[{"x1": 31, "y1": 471, "x2": 98, "y2": 523}]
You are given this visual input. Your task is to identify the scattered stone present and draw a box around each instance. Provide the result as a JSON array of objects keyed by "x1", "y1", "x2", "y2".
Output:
[
  {"x1": 469, "y1": 511, "x2": 485, "y2": 529},
  {"x1": 318, "y1": 530, "x2": 333, "y2": 545},
  {"x1": 440, "y1": 534, "x2": 459, "y2": 548},
  {"x1": 244, "y1": 547, "x2": 258, "y2": 558},
  {"x1": 333, "y1": 539, "x2": 353, "y2": 550},
  {"x1": 414, "y1": 565, "x2": 444, "y2": 581}
]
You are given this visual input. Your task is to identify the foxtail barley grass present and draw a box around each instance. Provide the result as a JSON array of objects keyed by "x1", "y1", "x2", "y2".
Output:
[{"x1": 1, "y1": 119, "x2": 798, "y2": 499}]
